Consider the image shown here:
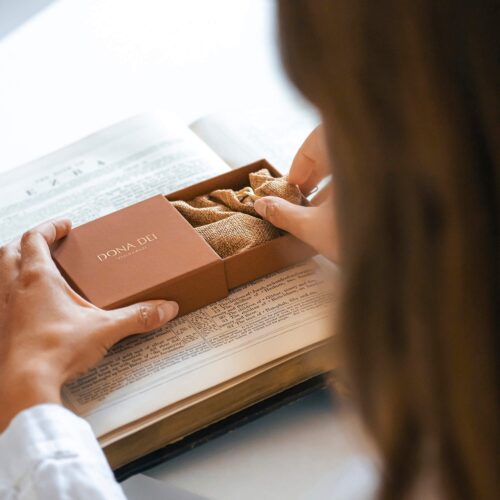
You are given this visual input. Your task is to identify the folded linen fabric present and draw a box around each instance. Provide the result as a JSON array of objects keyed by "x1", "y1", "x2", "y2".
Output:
[{"x1": 172, "y1": 169, "x2": 303, "y2": 258}]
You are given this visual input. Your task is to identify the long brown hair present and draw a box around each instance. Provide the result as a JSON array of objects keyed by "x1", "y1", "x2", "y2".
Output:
[{"x1": 278, "y1": 1, "x2": 499, "y2": 498}]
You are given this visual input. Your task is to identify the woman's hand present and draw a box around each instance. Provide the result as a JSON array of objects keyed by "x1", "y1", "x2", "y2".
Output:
[
  {"x1": 0, "y1": 219, "x2": 179, "y2": 432},
  {"x1": 254, "y1": 125, "x2": 338, "y2": 261}
]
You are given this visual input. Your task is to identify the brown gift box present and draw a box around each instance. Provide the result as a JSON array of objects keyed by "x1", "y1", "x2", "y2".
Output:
[{"x1": 52, "y1": 160, "x2": 315, "y2": 316}]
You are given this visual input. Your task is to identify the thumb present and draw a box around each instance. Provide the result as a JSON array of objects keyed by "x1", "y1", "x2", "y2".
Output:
[
  {"x1": 254, "y1": 196, "x2": 315, "y2": 242},
  {"x1": 254, "y1": 196, "x2": 338, "y2": 261},
  {"x1": 104, "y1": 300, "x2": 179, "y2": 344}
]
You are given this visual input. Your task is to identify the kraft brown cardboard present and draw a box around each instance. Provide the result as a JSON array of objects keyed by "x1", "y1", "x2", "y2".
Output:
[
  {"x1": 52, "y1": 160, "x2": 315, "y2": 316},
  {"x1": 52, "y1": 195, "x2": 228, "y2": 315},
  {"x1": 166, "y1": 160, "x2": 316, "y2": 288}
]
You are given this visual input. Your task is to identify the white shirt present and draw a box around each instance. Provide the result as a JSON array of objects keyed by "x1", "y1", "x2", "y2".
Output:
[{"x1": 0, "y1": 404, "x2": 125, "y2": 500}]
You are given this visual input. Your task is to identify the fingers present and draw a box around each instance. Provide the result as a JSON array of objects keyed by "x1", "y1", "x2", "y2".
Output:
[
  {"x1": 289, "y1": 125, "x2": 331, "y2": 194},
  {"x1": 255, "y1": 196, "x2": 315, "y2": 242},
  {"x1": 0, "y1": 242, "x2": 21, "y2": 285},
  {"x1": 254, "y1": 196, "x2": 338, "y2": 261},
  {"x1": 103, "y1": 300, "x2": 179, "y2": 345},
  {"x1": 20, "y1": 219, "x2": 72, "y2": 268}
]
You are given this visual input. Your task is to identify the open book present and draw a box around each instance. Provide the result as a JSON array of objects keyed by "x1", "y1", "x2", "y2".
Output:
[{"x1": 0, "y1": 112, "x2": 336, "y2": 470}]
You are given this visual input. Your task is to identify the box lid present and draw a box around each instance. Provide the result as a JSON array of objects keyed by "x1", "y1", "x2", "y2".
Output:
[{"x1": 52, "y1": 195, "x2": 225, "y2": 309}]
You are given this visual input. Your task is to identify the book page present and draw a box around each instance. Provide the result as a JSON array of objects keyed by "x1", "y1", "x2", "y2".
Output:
[
  {"x1": 189, "y1": 103, "x2": 320, "y2": 172},
  {"x1": 0, "y1": 111, "x2": 336, "y2": 443},
  {"x1": 62, "y1": 257, "x2": 336, "y2": 442},
  {"x1": 0, "y1": 113, "x2": 229, "y2": 245}
]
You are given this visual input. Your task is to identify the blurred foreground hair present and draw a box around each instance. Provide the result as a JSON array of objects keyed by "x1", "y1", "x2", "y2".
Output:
[{"x1": 278, "y1": 1, "x2": 499, "y2": 498}]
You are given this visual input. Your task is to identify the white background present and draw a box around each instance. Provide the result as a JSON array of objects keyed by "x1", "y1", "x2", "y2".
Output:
[{"x1": 0, "y1": 0, "x2": 303, "y2": 174}]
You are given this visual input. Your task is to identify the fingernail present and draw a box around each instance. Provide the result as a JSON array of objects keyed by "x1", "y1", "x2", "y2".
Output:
[
  {"x1": 254, "y1": 198, "x2": 267, "y2": 217},
  {"x1": 157, "y1": 301, "x2": 179, "y2": 322}
]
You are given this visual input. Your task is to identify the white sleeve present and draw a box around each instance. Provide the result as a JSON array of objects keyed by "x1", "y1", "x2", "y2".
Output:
[{"x1": 0, "y1": 404, "x2": 126, "y2": 500}]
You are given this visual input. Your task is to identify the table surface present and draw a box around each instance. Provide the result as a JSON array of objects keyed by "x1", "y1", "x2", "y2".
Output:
[{"x1": 0, "y1": 2, "x2": 368, "y2": 498}]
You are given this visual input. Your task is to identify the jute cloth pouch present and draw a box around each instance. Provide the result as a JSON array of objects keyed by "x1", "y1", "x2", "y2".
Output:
[{"x1": 172, "y1": 168, "x2": 304, "y2": 258}]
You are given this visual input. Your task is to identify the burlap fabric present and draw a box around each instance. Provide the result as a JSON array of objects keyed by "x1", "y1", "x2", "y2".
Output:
[{"x1": 172, "y1": 169, "x2": 303, "y2": 258}]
